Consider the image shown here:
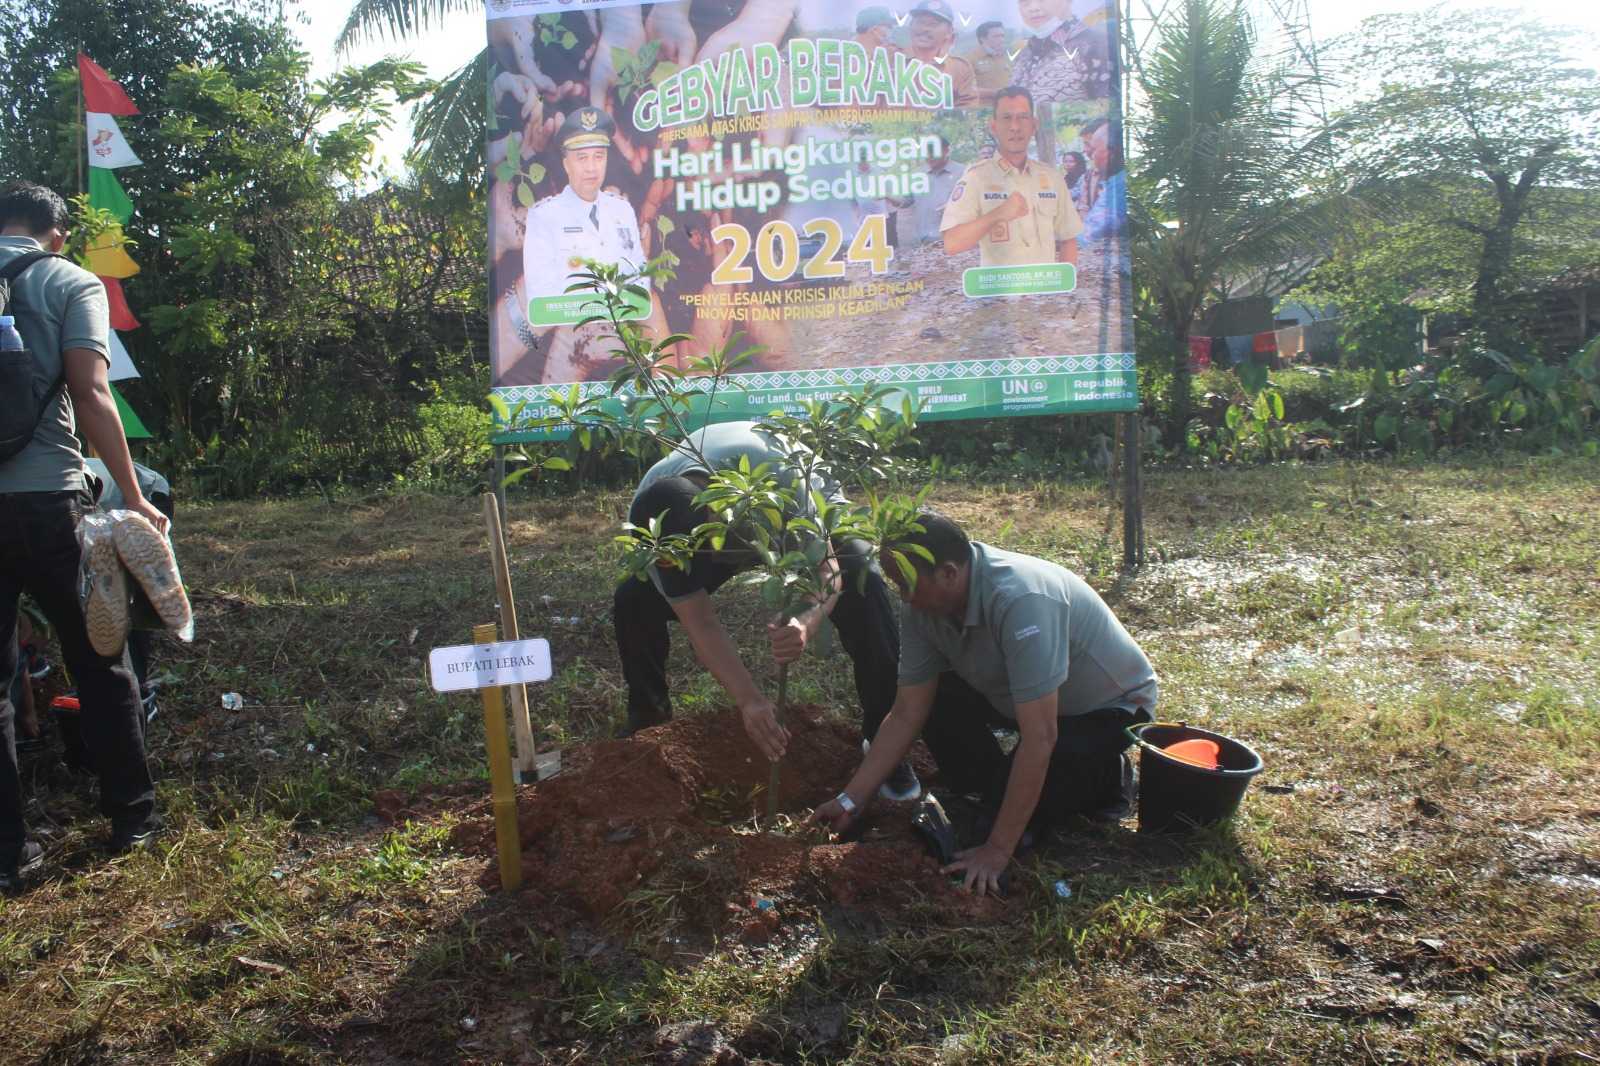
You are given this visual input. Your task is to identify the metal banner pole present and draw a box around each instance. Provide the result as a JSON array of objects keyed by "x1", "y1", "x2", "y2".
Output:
[
  {"x1": 1122, "y1": 410, "x2": 1144, "y2": 569},
  {"x1": 492, "y1": 445, "x2": 508, "y2": 526}
]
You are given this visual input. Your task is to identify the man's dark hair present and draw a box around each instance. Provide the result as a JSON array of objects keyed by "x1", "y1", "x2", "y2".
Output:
[
  {"x1": 0, "y1": 182, "x2": 70, "y2": 237},
  {"x1": 894, "y1": 510, "x2": 972, "y2": 572},
  {"x1": 994, "y1": 85, "x2": 1034, "y2": 112},
  {"x1": 628, "y1": 476, "x2": 706, "y2": 537},
  {"x1": 977, "y1": 20, "x2": 1004, "y2": 39}
]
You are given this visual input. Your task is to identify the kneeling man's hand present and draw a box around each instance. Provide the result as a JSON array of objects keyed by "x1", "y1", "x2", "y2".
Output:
[
  {"x1": 944, "y1": 841, "x2": 1010, "y2": 897},
  {"x1": 739, "y1": 695, "x2": 790, "y2": 761},
  {"x1": 809, "y1": 794, "x2": 859, "y2": 835}
]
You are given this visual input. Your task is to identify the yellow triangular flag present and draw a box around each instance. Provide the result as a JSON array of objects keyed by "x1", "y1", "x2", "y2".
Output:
[{"x1": 83, "y1": 230, "x2": 139, "y2": 279}]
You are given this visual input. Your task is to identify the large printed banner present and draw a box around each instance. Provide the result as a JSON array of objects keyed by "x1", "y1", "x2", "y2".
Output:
[{"x1": 487, "y1": 0, "x2": 1132, "y2": 437}]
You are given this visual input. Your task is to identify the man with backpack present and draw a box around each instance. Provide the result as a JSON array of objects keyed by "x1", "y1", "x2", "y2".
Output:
[{"x1": 0, "y1": 181, "x2": 168, "y2": 893}]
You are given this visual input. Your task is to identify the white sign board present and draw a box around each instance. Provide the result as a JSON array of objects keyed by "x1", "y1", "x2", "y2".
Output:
[{"x1": 429, "y1": 638, "x2": 552, "y2": 693}]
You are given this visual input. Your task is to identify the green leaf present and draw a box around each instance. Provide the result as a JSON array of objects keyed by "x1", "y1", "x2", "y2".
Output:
[
  {"x1": 527, "y1": 163, "x2": 546, "y2": 184},
  {"x1": 1485, "y1": 373, "x2": 1518, "y2": 396},
  {"x1": 516, "y1": 183, "x2": 535, "y2": 208},
  {"x1": 651, "y1": 61, "x2": 679, "y2": 87},
  {"x1": 1373, "y1": 412, "x2": 1399, "y2": 442},
  {"x1": 1236, "y1": 360, "x2": 1269, "y2": 396},
  {"x1": 889, "y1": 550, "x2": 918, "y2": 591},
  {"x1": 542, "y1": 456, "x2": 573, "y2": 471}
]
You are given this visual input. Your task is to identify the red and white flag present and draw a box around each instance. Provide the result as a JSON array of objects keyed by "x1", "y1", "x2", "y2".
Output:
[{"x1": 86, "y1": 112, "x2": 142, "y2": 169}]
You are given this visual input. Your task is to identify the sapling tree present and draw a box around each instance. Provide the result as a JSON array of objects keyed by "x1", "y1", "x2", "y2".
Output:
[{"x1": 492, "y1": 257, "x2": 928, "y2": 825}]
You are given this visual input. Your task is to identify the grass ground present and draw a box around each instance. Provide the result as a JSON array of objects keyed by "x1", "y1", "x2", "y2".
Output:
[{"x1": 3, "y1": 455, "x2": 1598, "y2": 1064}]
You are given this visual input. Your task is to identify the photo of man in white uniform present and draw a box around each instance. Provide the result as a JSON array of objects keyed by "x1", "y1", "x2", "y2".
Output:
[{"x1": 522, "y1": 106, "x2": 648, "y2": 308}]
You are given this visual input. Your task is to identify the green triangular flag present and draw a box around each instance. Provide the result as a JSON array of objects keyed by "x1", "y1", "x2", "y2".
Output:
[
  {"x1": 88, "y1": 168, "x2": 134, "y2": 226},
  {"x1": 111, "y1": 383, "x2": 151, "y2": 438}
]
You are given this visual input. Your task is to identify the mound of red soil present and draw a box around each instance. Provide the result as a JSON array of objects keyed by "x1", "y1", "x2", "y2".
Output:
[{"x1": 448, "y1": 705, "x2": 1008, "y2": 926}]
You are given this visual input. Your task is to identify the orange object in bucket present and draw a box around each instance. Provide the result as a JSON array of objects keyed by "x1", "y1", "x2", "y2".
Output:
[{"x1": 1163, "y1": 738, "x2": 1220, "y2": 770}]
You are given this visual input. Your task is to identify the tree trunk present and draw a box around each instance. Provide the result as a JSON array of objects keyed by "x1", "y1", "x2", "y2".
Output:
[
  {"x1": 1471, "y1": 215, "x2": 1520, "y2": 347},
  {"x1": 1170, "y1": 326, "x2": 1193, "y2": 448},
  {"x1": 1469, "y1": 152, "x2": 1553, "y2": 348},
  {"x1": 1162, "y1": 285, "x2": 1202, "y2": 448}
]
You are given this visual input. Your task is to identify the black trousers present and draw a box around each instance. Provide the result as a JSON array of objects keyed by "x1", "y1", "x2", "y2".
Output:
[
  {"x1": 1, "y1": 491, "x2": 154, "y2": 869},
  {"x1": 918, "y1": 672, "x2": 1149, "y2": 829},
  {"x1": 613, "y1": 537, "x2": 899, "y2": 735}
]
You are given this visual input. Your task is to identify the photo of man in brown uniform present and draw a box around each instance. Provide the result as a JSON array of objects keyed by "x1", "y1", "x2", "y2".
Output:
[
  {"x1": 940, "y1": 87, "x2": 1083, "y2": 268},
  {"x1": 905, "y1": 0, "x2": 978, "y2": 109}
]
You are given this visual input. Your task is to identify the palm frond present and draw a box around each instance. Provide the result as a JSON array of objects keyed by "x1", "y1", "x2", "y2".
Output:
[
  {"x1": 408, "y1": 49, "x2": 488, "y2": 190},
  {"x1": 336, "y1": 0, "x2": 479, "y2": 55},
  {"x1": 1131, "y1": 0, "x2": 1351, "y2": 319}
]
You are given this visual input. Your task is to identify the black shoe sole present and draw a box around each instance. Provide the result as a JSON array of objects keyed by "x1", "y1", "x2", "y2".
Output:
[
  {"x1": 108, "y1": 821, "x2": 164, "y2": 855},
  {"x1": 1, "y1": 850, "x2": 44, "y2": 893},
  {"x1": 108, "y1": 834, "x2": 157, "y2": 855}
]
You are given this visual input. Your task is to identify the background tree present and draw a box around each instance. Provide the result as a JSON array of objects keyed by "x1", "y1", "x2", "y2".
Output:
[
  {"x1": 1333, "y1": 6, "x2": 1600, "y2": 351},
  {"x1": 0, "y1": 0, "x2": 487, "y2": 492},
  {"x1": 1128, "y1": 0, "x2": 1342, "y2": 446}
]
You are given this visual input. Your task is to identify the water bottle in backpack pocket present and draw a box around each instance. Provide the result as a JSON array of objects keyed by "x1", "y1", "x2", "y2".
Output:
[{"x1": 0, "y1": 251, "x2": 66, "y2": 463}]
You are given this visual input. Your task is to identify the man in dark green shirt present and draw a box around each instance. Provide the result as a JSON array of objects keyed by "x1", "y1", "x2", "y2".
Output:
[
  {"x1": 814, "y1": 511, "x2": 1158, "y2": 896},
  {"x1": 615, "y1": 421, "x2": 920, "y2": 801}
]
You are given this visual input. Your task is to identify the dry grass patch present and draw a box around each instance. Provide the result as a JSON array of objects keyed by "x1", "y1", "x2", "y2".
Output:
[{"x1": 1, "y1": 455, "x2": 1597, "y2": 1063}]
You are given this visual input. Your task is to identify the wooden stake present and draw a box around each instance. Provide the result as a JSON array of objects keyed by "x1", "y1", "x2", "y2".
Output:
[
  {"x1": 475, "y1": 622, "x2": 522, "y2": 892},
  {"x1": 482, "y1": 492, "x2": 536, "y2": 774}
]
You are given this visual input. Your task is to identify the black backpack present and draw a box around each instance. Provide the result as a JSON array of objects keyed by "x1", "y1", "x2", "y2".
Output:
[{"x1": 0, "y1": 251, "x2": 67, "y2": 463}]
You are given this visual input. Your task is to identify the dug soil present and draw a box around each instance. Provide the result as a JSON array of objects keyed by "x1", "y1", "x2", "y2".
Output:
[{"x1": 407, "y1": 705, "x2": 1007, "y2": 936}]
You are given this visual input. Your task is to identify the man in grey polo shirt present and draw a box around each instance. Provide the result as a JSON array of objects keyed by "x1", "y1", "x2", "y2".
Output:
[
  {"x1": 613, "y1": 420, "x2": 920, "y2": 801},
  {"x1": 0, "y1": 182, "x2": 169, "y2": 892},
  {"x1": 814, "y1": 511, "x2": 1157, "y2": 896}
]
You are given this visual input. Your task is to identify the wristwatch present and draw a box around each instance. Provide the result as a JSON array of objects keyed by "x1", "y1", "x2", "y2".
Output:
[{"x1": 834, "y1": 791, "x2": 857, "y2": 815}]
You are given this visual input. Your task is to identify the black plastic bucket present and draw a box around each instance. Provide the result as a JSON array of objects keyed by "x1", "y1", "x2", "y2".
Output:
[{"x1": 1125, "y1": 722, "x2": 1263, "y2": 833}]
